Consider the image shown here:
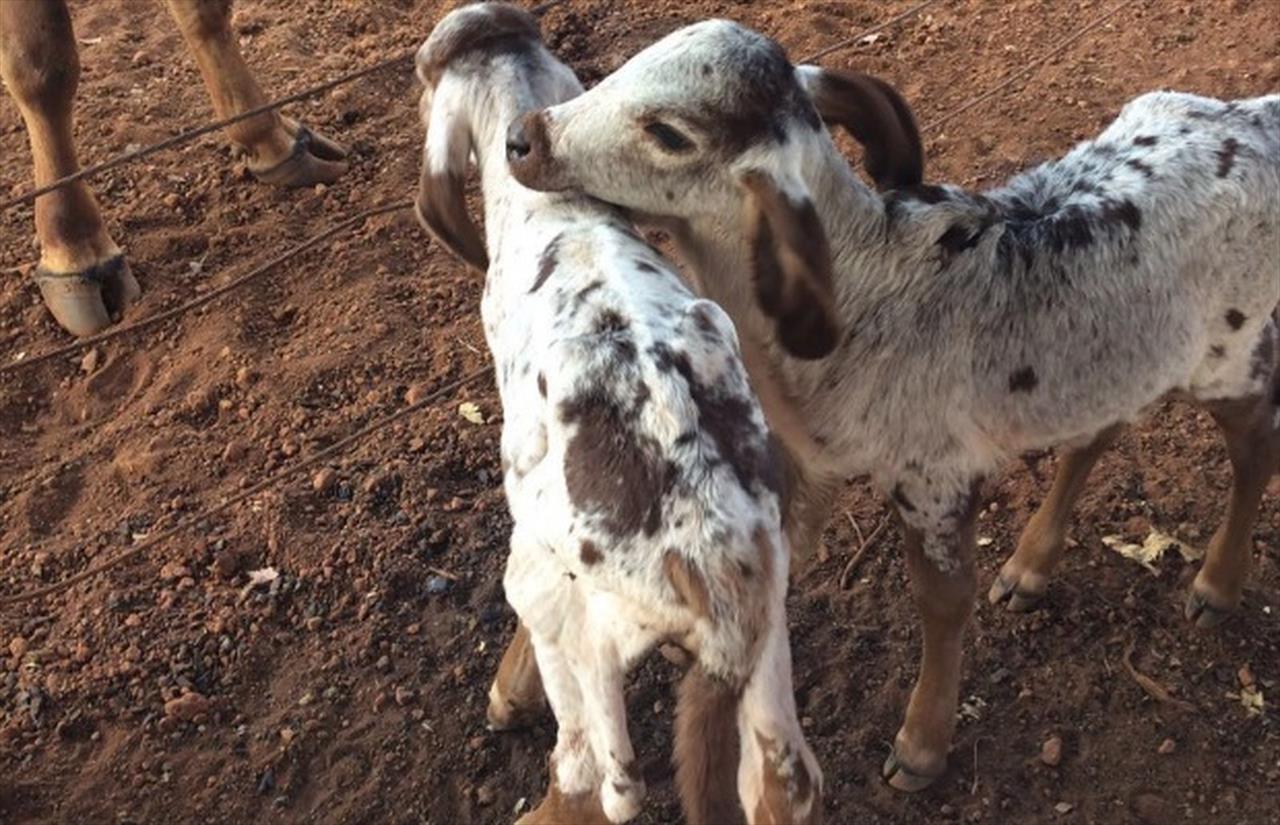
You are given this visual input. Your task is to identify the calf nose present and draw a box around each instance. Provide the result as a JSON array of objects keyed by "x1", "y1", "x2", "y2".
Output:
[{"x1": 506, "y1": 118, "x2": 533, "y2": 161}]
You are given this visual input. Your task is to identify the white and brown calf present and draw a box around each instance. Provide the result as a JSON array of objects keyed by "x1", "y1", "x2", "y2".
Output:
[
  {"x1": 0, "y1": 0, "x2": 348, "y2": 337},
  {"x1": 505, "y1": 19, "x2": 1280, "y2": 792},
  {"x1": 413, "y1": 6, "x2": 820, "y2": 823}
]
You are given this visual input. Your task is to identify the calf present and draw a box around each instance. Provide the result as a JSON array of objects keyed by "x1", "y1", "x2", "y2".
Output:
[
  {"x1": 505, "y1": 18, "x2": 1280, "y2": 790},
  {"x1": 414, "y1": 6, "x2": 822, "y2": 822}
]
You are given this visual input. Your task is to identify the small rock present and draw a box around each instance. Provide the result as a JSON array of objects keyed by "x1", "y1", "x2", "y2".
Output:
[
  {"x1": 1132, "y1": 792, "x2": 1171, "y2": 824},
  {"x1": 256, "y1": 768, "x2": 275, "y2": 794},
  {"x1": 222, "y1": 439, "x2": 249, "y2": 464},
  {"x1": 80, "y1": 348, "x2": 100, "y2": 373},
  {"x1": 234, "y1": 366, "x2": 258, "y2": 388},
  {"x1": 312, "y1": 468, "x2": 337, "y2": 494},
  {"x1": 159, "y1": 562, "x2": 191, "y2": 581},
  {"x1": 376, "y1": 654, "x2": 391, "y2": 672},
  {"x1": 394, "y1": 687, "x2": 416, "y2": 706},
  {"x1": 1054, "y1": 802, "x2": 1073, "y2": 815},
  {"x1": 1157, "y1": 737, "x2": 1176, "y2": 754},
  {"x1": 476, "y1": 785, "x2": 496, "y2": 806},
  {"x1": 405, "y1": 384, "x2": 428, "y2": 405},
  {"x1": 280, "y1": 727, "x2": 296, "y2": 744},
  {"x1": 124, "y1": 613, "x2": 143, "y2": 628},
  {"x1": 1040, "y1": 735, "x2": 1063, "y2": 767},
  {"x1": 163, "y1": 193, "x2": 181, "y2": 209},
  {"x1": 213, "y1": 549, "x2": 241, "y2": 579},
  {"x1": 305, "y1": 616, "x2": 323, "y2": 632},
  {"x1": 164, "y1": 691, "x2": 210, "y2": 722},
  {"x1": 1238, "y1": 663, "x2": 1255, "y2": 688},
  {"x1": 426, "y1": 576, "x2": 450, "y2": 595},
  {"x1": 73, "y1": 641, "x2": 92, "y2": 663},
  {"x1": 8, "y1": 636, "x2": 28, "y2": 658}
]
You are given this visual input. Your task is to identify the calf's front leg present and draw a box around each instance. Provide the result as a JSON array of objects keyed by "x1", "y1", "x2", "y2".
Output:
[{"x1": 883, "y1": 483, "x2": 980, "y2": 792}]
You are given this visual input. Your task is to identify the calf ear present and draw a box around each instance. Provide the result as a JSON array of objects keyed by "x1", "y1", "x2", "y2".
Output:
[
  {"x1": 739, "y1": 170, "x2": 839, "y2": 360},
  {"x1": 414, "y1": 83, "x2": 489, "y2": 272},
  {"x1": 797, "y1": 67, "x2": 923, "y2": 191}
]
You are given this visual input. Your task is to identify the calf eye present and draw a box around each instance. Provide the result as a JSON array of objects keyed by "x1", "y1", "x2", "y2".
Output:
[{"x1": 644, "y1": 121, "x2": 694, "y2": 152}]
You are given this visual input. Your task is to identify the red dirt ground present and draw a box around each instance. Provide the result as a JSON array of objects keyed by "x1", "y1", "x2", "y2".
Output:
[{"x1": 1, "y1": 1, "x2": 1277, "y2": 823}]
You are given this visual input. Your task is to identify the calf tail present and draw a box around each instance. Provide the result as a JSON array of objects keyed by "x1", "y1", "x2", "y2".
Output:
[{"x1": 674, "y1": 664, "x2": 743, "y2": 825}]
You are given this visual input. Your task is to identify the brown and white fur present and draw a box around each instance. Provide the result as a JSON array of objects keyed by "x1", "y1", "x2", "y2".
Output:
[
  {"x1": 414, "y1": 6, "x2": 821, "y2": 823},
  {"x1": 0, "y1": 0, "x2": 348, "y2": 337},
  {"x1": 504, "y1": 19, "x2": 1280, "y2": 792}
]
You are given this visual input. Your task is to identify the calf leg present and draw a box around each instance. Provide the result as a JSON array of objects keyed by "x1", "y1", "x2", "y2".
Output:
[
  {"x1": 989, "y1": 424, "x2": 1124, "y2": 611},
  {"x1": 884, "y1": 487, "x2": 979, "y2": 792},
  {"x1": 1185, "y1": 395, "x2": 1279, "y2": 627},
  {"x1": 736, "y1": 574, "x2": 822, "y2": 825},
  {"x1": 162, "y1": 0, "x2": 347, "y2": 186},
  {"x1": 0, "y1": 1, "x2": 139, "y2": 336},
  {"x1": 487, "y1": 621, "x2": 547, "y2": 730},
  {"x1": 576, "y1": 629, "x2": 646, "y2": 822}
]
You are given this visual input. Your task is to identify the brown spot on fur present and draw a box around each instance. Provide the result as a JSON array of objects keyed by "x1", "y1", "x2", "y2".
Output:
[
  {"x1": 579, "y1": 540, "x2": 603, "y2": 565},
  {"x1": 674, "y1": 666, "x2": 742, "y2": 825},
  {"x1": 664, "y1": 550, "x2": 712, "y2": 619},
  {"x1": 1217, "y1": 137, "x2": 1239, "y2": 178},
  {"x1": 1133, "y1": 135, "x2": 1158, "y2": 146},
  {"x1": 529, "y1": 233, "x2": 563, "y2": 292},
  {"x1": 753, "y1": 731, "x2": 818, "y2": 825},
  {"x1": 560, "y1": 392, "x2": 674, "y2": 537},
  {"x1": 1009, "y1": 366, "x2": 1039, "y2": 393},
  {"x1": 537, "y1": 371, "x2": 547, "y2": 397},
  {"x1": 1210, "y1": 344, "x2": 1227, "y2": 358},
  {"x1": 1226, "y1": 308, "x2": 1246, "y2": 330},
  {"x1": 1125, "y1": 158, "x2": 1155, "y2": 178}
]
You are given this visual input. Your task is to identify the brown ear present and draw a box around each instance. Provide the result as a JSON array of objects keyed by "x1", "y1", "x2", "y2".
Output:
[
  {"x1": 414, "y1": 158, "x2": 489, "y2": 273},
  {"x1": 799, "y1": 67, "x2": 923, "y2": 191},
  {"x1": 739, "y1": 171, "x2": 839, "y2": 360},
  {"x1": 413, "y1": 78, "x2": 488, "y2": 273}
]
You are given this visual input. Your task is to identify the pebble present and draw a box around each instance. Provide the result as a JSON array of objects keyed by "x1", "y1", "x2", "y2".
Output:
[
  {"x1": 1157, "y1": 737, "x2": 1176, "y2": 754},
  {"x1": 405, "y1": 384, "x2": 428, "y2": 405},
  {"x1": 312, "y1": 468, "x2": 337, "y2": 494},
  {"x1": 1133, "y1": 792, "x2": 1172, "y2": 824},
  {"x1": 164, "y1": 691, "x2": 210, "y2": 722},
  {"x1": 163, "y1": 193, "x2": 181, "y2": 209},
  {"x1": 213, "y1": 549, "x2": 241, "y2": 579},
  {"x1": 394, "y1": 687, "x2": 416, "y2": 706},
  {"x1": 1040, "y1": 735, "x2": 1063, "y2": 766},
  {"x1": 426, "y1": 576, "x2": 451, "y2": 595},
  {"x1": 235, "y1": 366, "x2": 258, "y2": 388},
  {"x1": 376, "y1": 654, "x2": 391, "y2": 672},
  {"x1": 1238, "y1": 663, "x2": 1255, "y2": 688},
  {"x1": 222, "y1": 439, "x2": 249, "y2": 464},
  {"x1": 305, "y1": 616, "x2": 323, "y2": 632},
  {"x1": 1054, "y1": 802, "x2": 1074, "y2": 815},
  {"x1": 159, "y1": 562, "x2": 191, "y2": 581},
  {"x1": 8, "y1": 636, "x2": 27, "y2": 658},
  {"x1": 476, "y1": 785, "x2": 496, "y2": 806},
  {"x1": 80, "y1": 348, "x2": 100, "y2": 373}
]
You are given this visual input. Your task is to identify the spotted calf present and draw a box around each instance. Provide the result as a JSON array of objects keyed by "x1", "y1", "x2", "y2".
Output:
[
  {"x1": 506, "y1": 19, "x2": 1280, "y2": 792},
  {"x1": 413, "y1": 6, "x2": 821, "y2": 823}
]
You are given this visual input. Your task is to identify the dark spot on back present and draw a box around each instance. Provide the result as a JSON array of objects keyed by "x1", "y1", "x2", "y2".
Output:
[
  {"x1": 537, "y1": 372, "x2": 547, "y2": 397},
  {"x1": 530, "y1": 233, "x2": 564, "y2": 293},
  {"x1": 1009, "y1": 366, "x2": 1039, "y2": 393},
  {"x1": 634, "y1": 260, "x2": 660, "y2": 275},
  {"x1": 1217, "y1": 137, "x2": 1239, "y2": 178},
  {"x1": 665, "y1": 190, "x2": 675, "y2": 202},
  {"x1": 701, "y1": 63, "x2": 713, "y2": 77},
  {"x1": 1099, "y1": 198, "x2": 1142, "y2": 231},
  {"x1": 1133, "y1": 135, "x2": 1158, "y2": 147},
  {"x1": 1209, "y1": 344, "x2": 1226, "y2": 358},
  {"x1": 580, "y1": 540, "x2": 603, "y2": 565},
  {"x1": 1226, "y1": 309, "x2": 1246, "y2": 330},
  {"x1": 1125, "y1": 158, "x2": 1155, "y2": 178},
  {"x1": 892, "y1": 483, "x2": 916, "y2": 513}
]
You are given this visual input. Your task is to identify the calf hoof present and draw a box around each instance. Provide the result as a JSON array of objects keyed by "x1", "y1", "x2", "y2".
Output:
[
  {"x1": 249, "y1": 120, "x2": 348, "y2": 187},
  {"x1": 987, "y1": 571, "x2": 1045, "y2": 613},
  {"x1": 486, "y1": 679, "x2": 546, "y2": 731},
  {"x1": 882, "y1": 748, "x2": 944, "y2": 793},
  {"x1": 1184, "y1": 587, "x2": 1236, "y2": 629},
  {"x1": 34, "y1": 254, "x2": 140, "y2": 338},
  {"x1": 601, "y1": 777, "x2": 645, "y2": 823}
]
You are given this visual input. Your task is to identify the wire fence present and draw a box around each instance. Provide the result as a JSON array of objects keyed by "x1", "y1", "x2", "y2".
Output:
[{"x1": 0, "y1": 0, "x2": 1143, "y2": 604}]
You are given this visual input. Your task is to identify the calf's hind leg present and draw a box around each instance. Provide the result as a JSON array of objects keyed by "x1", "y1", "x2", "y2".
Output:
[
  {"x1": 1185, "y1": 393, "x2": 1279, "y2": 627},
  {"x1": 0, "y1": 0, "x2": 139, "y2": 336},
  {"x1": 989, "y1": 424, "x2": 1123, "y2": 611},
  {"x1": 487, "y1": 621, "x2": 547, "y2": 730}
]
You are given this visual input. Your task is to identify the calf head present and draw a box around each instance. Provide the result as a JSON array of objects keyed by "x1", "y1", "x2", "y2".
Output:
[{"x1": 507, "y1": 20, "x2": 923, "y2": 359}]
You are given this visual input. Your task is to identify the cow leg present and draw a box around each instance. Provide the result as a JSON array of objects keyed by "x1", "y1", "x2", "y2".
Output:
[
  {"x1": 162, "y1": 0, "x2": 347, "y2": 186},
  {"x1": 0, "y1": 0, "x2": 139, "y2": 336}
]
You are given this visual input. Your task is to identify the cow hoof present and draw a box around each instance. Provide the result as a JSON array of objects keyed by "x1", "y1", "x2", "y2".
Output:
[
  {"x1": 987, "y1": 572, "x2": 1044, "y2": 613},
  {"x1": 1184, "y1": 589, "x2": 1235, "y2": 629},
  {"x1": 882, "y1": 748, "x2": 943, "y2": 793},
  {"x1": 34, "y1": 254, "x2": 139, "y2": 337},
  {"x1": 250, "y1": 120, "x2": 348, "y2": 187}
]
